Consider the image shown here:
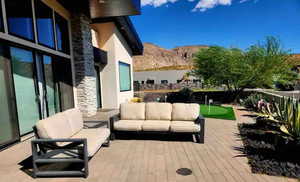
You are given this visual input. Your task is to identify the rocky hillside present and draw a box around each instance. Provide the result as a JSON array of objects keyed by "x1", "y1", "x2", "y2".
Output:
[{"x1": 133, "y1": 43, "x2": 208, "y2": 71}]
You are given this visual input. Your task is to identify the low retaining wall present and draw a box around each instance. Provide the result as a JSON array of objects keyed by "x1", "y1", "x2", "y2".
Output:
[
  {"x1": 135, "y1": 90, "x2": 294, "y2": 104},
  {"x1": 191, "y1": 91, "x2": 253, "y2": 104},
  {"x1": 135, "y1": 90, "x2": 254, "y2": 104}
]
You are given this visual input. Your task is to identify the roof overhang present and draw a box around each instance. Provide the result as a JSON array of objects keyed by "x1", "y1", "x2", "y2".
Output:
[
  {"x1": 89, "y1": 0, "x2": 141, "y2": 18},
  {"x1": 92, "y1": 17, "x2": 143, "y2": 56},
  {"x1": 58, "y1": 0, "x2": 141, "y2": 18}
]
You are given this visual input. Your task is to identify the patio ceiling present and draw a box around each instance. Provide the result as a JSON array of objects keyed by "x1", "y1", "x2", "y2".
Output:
[{"x1": 58, "y1": 0, "x2": 141, "y2": 18}]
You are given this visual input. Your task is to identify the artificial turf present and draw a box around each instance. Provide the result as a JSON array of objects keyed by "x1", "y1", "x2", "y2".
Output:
[{"x1": 200, "y1": 104, "x2": 236, "y2": 120}]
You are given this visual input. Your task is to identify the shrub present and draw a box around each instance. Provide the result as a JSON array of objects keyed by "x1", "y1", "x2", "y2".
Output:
[
  {"x1": 240, "y1": 93, "x2": 264, "y2": 111},
  {"x1": 167, "y1": 87, "x2": 194, "y2": 103}
]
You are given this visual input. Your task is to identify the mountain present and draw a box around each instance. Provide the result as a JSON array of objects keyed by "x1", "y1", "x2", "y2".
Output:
[{"x1": 133, "y1": 43, "x2": 208, "y2": 72}]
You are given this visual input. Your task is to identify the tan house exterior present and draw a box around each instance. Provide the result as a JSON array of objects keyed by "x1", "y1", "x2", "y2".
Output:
[
  {"x1": 92, "y1": 23, "x2": 135, "y2": 108},
  {"x1": 0, "y1": 0, "x2": 143, "y2": 149}
]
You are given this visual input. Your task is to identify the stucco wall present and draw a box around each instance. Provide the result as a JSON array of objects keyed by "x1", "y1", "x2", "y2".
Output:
[
  {"x1": 92, "y1": 23, "x2": 134, "y2": 109},
  {"x1": 113, "y1": 26, "x2": 134, "y2": 106}
]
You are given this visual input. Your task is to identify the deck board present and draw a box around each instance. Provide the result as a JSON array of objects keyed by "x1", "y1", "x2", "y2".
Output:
[{"x1": 0, "y1": 105, "x2": 298, "y2": 182}]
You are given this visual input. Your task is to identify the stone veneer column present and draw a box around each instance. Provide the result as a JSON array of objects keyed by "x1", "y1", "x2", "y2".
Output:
[{"x1": 71, "y1": 14, "x2": 97, "y2": 117}]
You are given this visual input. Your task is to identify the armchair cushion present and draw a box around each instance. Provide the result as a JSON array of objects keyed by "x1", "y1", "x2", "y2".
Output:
[
  {"x1": 170, "y1": 121, "x2": 201, "y2": 133},
  {"x1": 63, "y1": 108, "x2": 84, "y2": 134},
  {"x1": 142, "y1": 120, "x2": 171, "y2": 131},
  {"x1": 120, "y1": 103, "x2": 146, "y2": 120},
  {"x1": 35, "y1": 112, "x2": 73, "y2": 139},
  {"x1": 145, "y1": 103, "x2": 172, "y2": 120},
  {"x1": 71, "y1": 128, "x2": 110, "y2": 157},
  {"x1": 114, "y1": 120, "x2": 144, "y2": 131},
  {"x1": 172, "y1": 103, "x2": 200, "y2": 121}
]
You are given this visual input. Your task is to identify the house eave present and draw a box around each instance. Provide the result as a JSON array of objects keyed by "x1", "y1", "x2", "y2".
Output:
[{"x1": 92, "y1": 16, "x2": 143, "y2": 56}]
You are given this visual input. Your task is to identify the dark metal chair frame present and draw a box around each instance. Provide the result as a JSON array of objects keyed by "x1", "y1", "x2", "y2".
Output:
[
  {"x1": 31, "y1": 121, "x2": 110, "y2": 178},
  {"x1": 109, "y1": 114, "x2": 205, "y2": 143}
]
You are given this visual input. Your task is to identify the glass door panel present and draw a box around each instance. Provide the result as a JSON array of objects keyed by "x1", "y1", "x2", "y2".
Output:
[
  {"x1": 43, "y1": 55, "x2": 56, "y2": 116},
  {"x1": 10, "y1": 47, "x2": 40, "y2": 135},
  {"x1": 53, "y1": 58, "x2": 74, "y2": 111},
  {"x1": 35, "y1": 54, "x2": 47, "y2": 118},
  {"x1": 0, "y1": 45, "x2": 19, "y2": 147},
  {"x1": 36, "y1": 54, "x2": 60, "y2": 117}
]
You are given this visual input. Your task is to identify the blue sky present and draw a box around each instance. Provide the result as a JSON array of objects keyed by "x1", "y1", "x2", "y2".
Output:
[{"x1": 131, "y1": 0, "x2": 300, "y2": 53}]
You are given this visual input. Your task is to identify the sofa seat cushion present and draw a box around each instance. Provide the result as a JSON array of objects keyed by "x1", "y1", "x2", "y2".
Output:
[
  {"x1": 36, "y1": 112, "x2": 73, "y2": 140},
  {"x1": 71, "y1": 128, "x2": 110, "y2": 157},
  {"x1": 142, "y1": 120, "x2": 171, "y2": 132},
  {"x1": 172, "y1": 103, "x2": 200, "y2": 121},
  {"x1": 145, "y1": 103, "x2": 172, "y2": 120},
  {"x1": 120, "y1": 103, "x2": 146, "y2": 120},
  {"x1": 170, "y1": 121, "x2": 200, "y2": 133},
  {"x1": 114, "y1": 120, "x2": 144, "y2": 131},
  {"x1": 63, "y1": 108, "x2": 84, "y2": 134}
]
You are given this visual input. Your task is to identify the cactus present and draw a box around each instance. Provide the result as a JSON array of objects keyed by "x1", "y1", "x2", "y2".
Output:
[{"x1": 276, "y1": 97, "x2": 300, "y2": 140}]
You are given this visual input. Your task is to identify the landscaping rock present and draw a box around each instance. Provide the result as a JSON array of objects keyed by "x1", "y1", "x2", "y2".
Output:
[{"x1": 238, "y1": 123, "x2": 300, "y2": 179}]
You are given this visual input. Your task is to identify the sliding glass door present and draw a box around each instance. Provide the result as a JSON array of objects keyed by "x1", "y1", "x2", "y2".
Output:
[
  {"x1": 0, "y1": 45, "x2": 19, "y2": 147},
  {"x1": 43, "y1": 55, "x2": 57, "y2": 116},
  {"x1": 36, "y1": 54, "x2": 59, "y2": 117},
  {"x1": 0, "y1": 43, "x2": 74, "y2": 149},
  {"x1": 10, "y1": 47, "x2": 40, "y2": 135}
]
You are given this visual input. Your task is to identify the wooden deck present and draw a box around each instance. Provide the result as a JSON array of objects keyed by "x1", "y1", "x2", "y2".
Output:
[{"x1": 0, "y1": 106, "x2": 297, "y2": 182}]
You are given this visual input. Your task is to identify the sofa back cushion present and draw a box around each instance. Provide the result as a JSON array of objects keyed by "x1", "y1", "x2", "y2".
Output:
[
  {"x1": 120, "y1": 103, "x2": 146, "y2": 120},
  {"x1": 145, "y1": 103, "x2": 172, "y2": 120},
  {"x1": 172, "y1": 103, "x2": 200, "y2": 121},
  {"x1": 63, "y1": 108, "x2": 84, "y2": 134},
  {"x1": 35, "y1": 112, "x2": 74, "y2": 139}
]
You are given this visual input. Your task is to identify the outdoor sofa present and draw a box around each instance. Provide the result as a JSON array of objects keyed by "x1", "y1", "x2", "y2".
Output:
[
  {"x1": 110, "y1": 103, "x2": 205, "y2": 143},
  {"x1": 31, "y1": 108, "x2": 110, "y2": 178}
]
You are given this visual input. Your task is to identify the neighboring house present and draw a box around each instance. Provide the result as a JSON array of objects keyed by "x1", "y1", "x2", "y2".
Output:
[
  {"x1": 0, "y1": 0, "x2": 143, "y2": 149},
  {"x1": 134, "y1": 70, "x2": 200, "y2": 85}
]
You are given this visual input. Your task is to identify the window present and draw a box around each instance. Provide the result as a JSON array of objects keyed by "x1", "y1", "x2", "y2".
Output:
[
  {"x1": 146, "y1": 80, "x2": 154, "y2": 84},
  {"x1": 55, "y1": 13, "x2": 70, "y2": 54},
  {"x1": 6, "y1": 0, "x2": 34, "y2": 40},
  {"x1": 161, "y1": 80, "x2": 168, "y2": 84},
  {"x1": 119, "y1": 62, "x2": 131, "y2": 91},
  {"x1": 95, "y1": 66, "x2": 102, "y2": 108},
  {"x1": 35, "y1": 0, "x2": 55, "y2": 48},
  {"x1": 193, "y1": 79, "x2": 200, "y2": 83}
]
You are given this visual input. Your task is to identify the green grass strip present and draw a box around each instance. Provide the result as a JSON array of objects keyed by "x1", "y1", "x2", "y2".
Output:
[{"x1": 200, "y1": 104, "x2": 236, "y2": 120}]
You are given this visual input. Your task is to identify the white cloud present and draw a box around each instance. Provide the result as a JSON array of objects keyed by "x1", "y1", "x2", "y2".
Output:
[
  {"x1": 192, "y1": 0, "x2": 232, "y2": 12},
  {"x1": 141, "y1": 0, "x2": 179, "y2": 7},
  {"x1": 142, "y1": 0, "x2": 255, "y2": 11}
]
